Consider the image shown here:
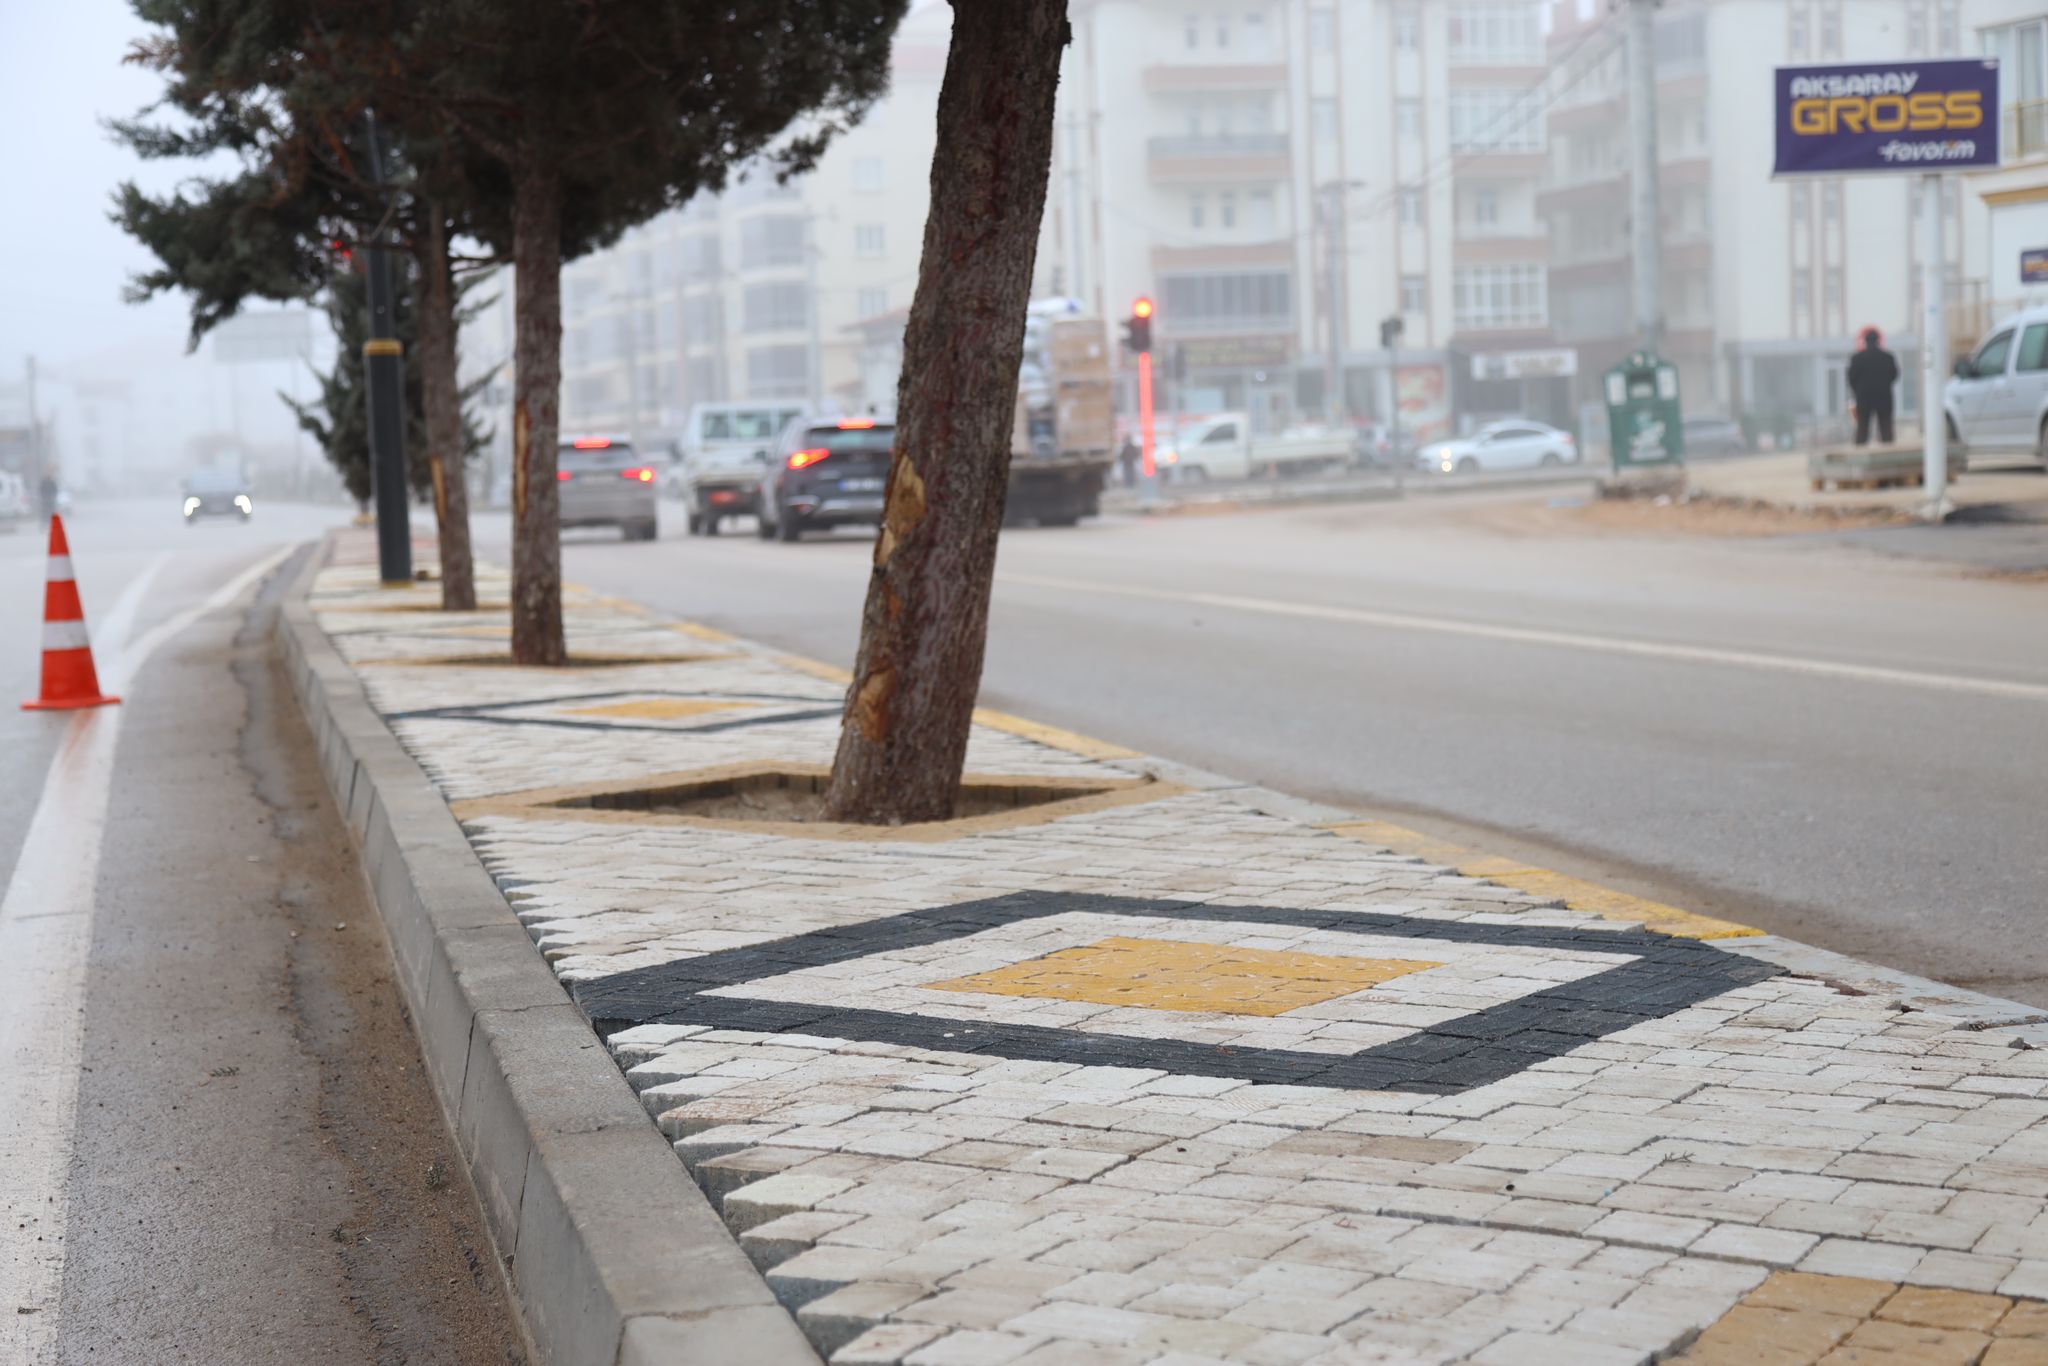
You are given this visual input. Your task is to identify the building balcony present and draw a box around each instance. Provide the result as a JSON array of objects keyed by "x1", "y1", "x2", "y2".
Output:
[
  {"x1": 2009, "y1": 99, "x2": 2048, "y2": 162},
  {"x1": 1143, "y1": 62, "x2": 1287, "y2": 94},
  {"x1": 1151, "y1": 240, "x2": 1295, "y2": 273},
  {"x1": 1147, "y1": 133, "x2": 1290, "y2": 182}
]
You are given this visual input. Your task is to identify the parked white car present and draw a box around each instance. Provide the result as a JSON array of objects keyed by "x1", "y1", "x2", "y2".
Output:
[
  {"x1": 1420, "y1": 421, "x2": 1577, "y2": 474},
  {"x1": 1945, "y1": 306, "x2": 2048, "y2": 466}
]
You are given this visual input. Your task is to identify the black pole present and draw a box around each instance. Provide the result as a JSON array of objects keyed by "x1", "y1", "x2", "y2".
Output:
[{"x1": 363, "y1": 110, "x2": 412, "y2": 585}]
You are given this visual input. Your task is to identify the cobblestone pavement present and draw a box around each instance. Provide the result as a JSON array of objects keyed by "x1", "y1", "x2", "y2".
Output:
[{"x1": 311, "y1": 559, "x2": 2048, "y2": 1365}]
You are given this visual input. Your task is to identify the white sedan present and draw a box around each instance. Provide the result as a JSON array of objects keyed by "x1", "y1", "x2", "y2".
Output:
[{"x1": 1421, "y1": 421, "x2": 1577, "y2": 474}]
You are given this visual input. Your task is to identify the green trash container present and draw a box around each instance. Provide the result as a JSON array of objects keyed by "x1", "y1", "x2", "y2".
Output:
[{"x1": 1603, "y1": 351, "x2": 1684, "y2": 472}]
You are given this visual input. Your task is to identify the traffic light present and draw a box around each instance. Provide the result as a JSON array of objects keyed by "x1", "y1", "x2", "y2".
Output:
[
  {"x1": 1379, "y1": 314, "x2": 1404, "y2": 349},
  {"x1": 1123, "y1": 296, "x2": 1154, "y2": 354}
]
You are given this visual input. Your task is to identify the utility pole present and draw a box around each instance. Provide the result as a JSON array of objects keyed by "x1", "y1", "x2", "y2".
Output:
[
  {"x1": 1319, "y1": 183, "x2": 1350, "y2": 427},
  {"x1": 1920, "y1": 175, "x2": 1949, "y2": 520},
  {"x1": 361, "y1": 110, "x2": 412, "y2": 586},
  {"x1": 24, "y1": 356, "x2": 43, "y2": 497},
  {"x1": 1626, "y1": 0, "x2": 1665, "y2": 356}
]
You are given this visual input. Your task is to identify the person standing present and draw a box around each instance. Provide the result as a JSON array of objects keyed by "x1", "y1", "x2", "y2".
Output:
[{"x1": 1847, "y1": 328, "x2": 1899, "y2": 446}]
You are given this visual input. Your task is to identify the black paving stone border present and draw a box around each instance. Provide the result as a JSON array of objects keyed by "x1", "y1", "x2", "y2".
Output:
[
  {"x1": 574, "y1": 892, "x2": 1781, "y2": 1095},
  {"x1": 386, "y1": 688, "x2": 845, "y2": 738}
]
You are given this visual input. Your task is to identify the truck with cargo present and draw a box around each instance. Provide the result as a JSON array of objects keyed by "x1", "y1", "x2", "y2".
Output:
[{"x1": 1006, "y1": 310, "x2": 1115, "y2": 526}]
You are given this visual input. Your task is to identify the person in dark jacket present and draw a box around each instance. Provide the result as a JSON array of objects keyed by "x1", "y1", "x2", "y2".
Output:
[{"x1": 1847, "y1": 328, "x2": 1899, "y2": 445}]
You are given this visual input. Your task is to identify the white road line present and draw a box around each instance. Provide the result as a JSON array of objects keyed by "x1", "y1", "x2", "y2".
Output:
[
  {"x1": 0, "y1": 542, "x2": 296, "y2": 1359},
  {"x1": 1000, "y1": 572, "x2": 2048, "y2": 704}
]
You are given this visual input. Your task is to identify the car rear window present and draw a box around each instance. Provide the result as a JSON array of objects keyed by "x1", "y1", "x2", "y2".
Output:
[
  {"x1": 800, "y1": 426, "x2": 894, "y2": 457},
  {"x1": 559, "y1": 441, "x2": 636, "y2": 467},
  {"x1": 186, "y1": 469, "x2": 242, "y2": 492}
]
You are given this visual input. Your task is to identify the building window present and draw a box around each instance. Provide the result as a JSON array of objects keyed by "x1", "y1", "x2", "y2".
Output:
[
  {"x1": 1938, "y1": 3, "x2": 1958, "y2": 54},
  {"x1": 1823, "y1": 180, "x2": 1842, "y2": 223},
  {"x1": 852, "y1": 157, "x2": 884, "y2": 193},
  {"x1": 1220, "y1": 190, "x2": 1238, "y2": 228},
  {"x1": 1398, "y1": 187, "x2": 1424, "y2": 226},
  {"x1": 742, "y1": 282, "x2": 808, "y2": 333},
  {"x1": 1185, "y1": 13, "x2": 1200, "y2": 47},
  {"x1": 1394, "y1": 5, "x2": 1419, "y2": 50},
  {"x1": 1190, "y1": 191, "x2": 1207, "y2": 228},
  {"x1": 1445, "y1": 2, "x2": 1541, "y2": 65},
  {"x1": 1400, "y1": 273, "x2": 1427, "y2": 313},
  {"x1": 857, "y1": 287, "x2": 888, "y2": 318},
  {"x1": 1449, "y1": 88, "x2": 1542, "y2": 153},
  {"x1": 854, "y1": 223, "x2": 885, "y2": 257},
  {"x1": 1158, "y1": 270, "x2": 1293, "y2": 330},
  {"x1": 1312, "y1": 97, "x2": 1339, "y2": 143},
  {"x1": 1396, "y1": 99, "x2": 1423, "y2": 139},
  {"x1": 1308, "y1": 7, "x2": 1335, "y2": 49},
  {"x1": 1470, "y1": 186, "x2": 1499, "y2": 227},
  {"x1": 1243, "y1": 11, "x2": 1268, "y2": 57},
  {"x1": 739, "y1": 215, "x2": 804, "y2": 269},
  {"x1": 682, "y1": 294, "x2": 723, "y2": 342},
  {"x1": 1215, "y1": 14, "x2": 1230, "y2": 47},
  {"x1": 746, "y1": 345, "x2": 809, "y2": 398},
  {"x1": 1452, "y1": 263, "x2": 1546, "y2": 329},
  {"x1": 1793, "y1": 266, "x2": 1812, "y2": 308},
  {"x1": 1248, "y1": 188, "x2": 1276, "y2": 235},
  {"x1": 683, "y1": 234, "x2": 721, "y2": 276},
  {"x1": 1790, "y1": 10, "x2": 1807, "y2": 57},
  {"x1": 1791, "y1": 183, "x2": 1809, "y2": 225}
]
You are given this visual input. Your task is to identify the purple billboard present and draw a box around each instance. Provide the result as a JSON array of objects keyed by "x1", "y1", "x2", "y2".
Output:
[{"x1": 1774, "y1": 59, "x2": 2000, "y2": 176}]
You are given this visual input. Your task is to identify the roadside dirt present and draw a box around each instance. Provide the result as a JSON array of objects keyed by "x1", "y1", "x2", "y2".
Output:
[{"x1": 1454, "y1": 490, "x2": 1913, "y2": 539}]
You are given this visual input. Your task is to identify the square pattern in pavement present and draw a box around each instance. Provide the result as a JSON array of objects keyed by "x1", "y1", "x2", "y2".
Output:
[{"x1": 310, "y1": 557, "x2": 2048, "y2": 1366}]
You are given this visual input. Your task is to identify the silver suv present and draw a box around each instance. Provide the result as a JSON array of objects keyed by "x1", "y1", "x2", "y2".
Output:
[
  {"x1": 1945, "y1": 306, "x2": 2048, "y2": 467},
  {"x1": 557, "y1": 437, "x2": 659, "y2": 541}
]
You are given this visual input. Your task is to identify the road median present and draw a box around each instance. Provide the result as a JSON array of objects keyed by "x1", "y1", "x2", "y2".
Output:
[{"x1": 283, "y1": 527, "x2": 2048, "y2": 1365}]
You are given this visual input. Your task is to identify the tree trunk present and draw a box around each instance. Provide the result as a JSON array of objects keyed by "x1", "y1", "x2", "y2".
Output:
[
  {"x1": 822, "y1": 0, "x2": 1069, "y2": 824},
  {"x1": 508, "y1": 161, "x2": 565, "y2": 665},
  {"x1": 416, "y1": 207, "x2": 477, "y2": 611}
]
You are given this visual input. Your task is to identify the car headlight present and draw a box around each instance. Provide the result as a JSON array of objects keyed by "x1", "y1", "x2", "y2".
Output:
[
  {"x1": 183, "y1": 497, "x2": 200, "y2": 515},
  {"x1": 234, "y1": 494, "x2": 253, "y2": 512}
]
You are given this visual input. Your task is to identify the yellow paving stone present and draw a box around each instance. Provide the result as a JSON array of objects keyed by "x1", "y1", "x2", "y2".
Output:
[
  {"x1": 2002, "y1": 1302, "x2": 2048, "y2": 1338},
  {"x1": 1747, "y1": 1271, "x2": 1899, "y2": 1320},
  {"x1": 924, "y1": 937, "x2": 1441, "y2": 1017},
  {"x1": 1875, "y1": 1285, "x2": 2012, "y2": 1332},
  {"x1": 1819, "y1": 1318, "x2": 1990, "y2": 1363},
  {"x1": 1679, "y1": 1305, "x2": 1860, "y2": 1364},
  {"x1": 565, "y1": 698, "x2": 757, "y2": 721},
  {"x1": 1986, "y1": 1341, "x2": 2048, "y2": 1366}
]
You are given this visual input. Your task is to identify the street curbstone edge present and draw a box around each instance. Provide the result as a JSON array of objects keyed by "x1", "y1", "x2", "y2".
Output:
[{"x1": 273, "y1": 536, "x2": 821, "y2": 1366}]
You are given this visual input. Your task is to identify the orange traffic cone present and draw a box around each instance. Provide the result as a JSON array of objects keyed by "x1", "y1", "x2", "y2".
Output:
[{"x1": 22, "y1": 515, "x2": 119, "y2": 711}]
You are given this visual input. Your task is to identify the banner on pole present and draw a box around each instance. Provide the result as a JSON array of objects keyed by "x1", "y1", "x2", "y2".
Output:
[{"x1": 1774, "y1": 59, "x2": 1999, "y2": 175}]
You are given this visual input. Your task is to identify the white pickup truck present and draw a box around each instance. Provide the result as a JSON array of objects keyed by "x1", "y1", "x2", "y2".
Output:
[
  {"x1": 674, "y1": 401, "x2": 807, "y2": 535},
  {"x1": 1154, "y1": 413, "x2": 1355, "y2": 482}
]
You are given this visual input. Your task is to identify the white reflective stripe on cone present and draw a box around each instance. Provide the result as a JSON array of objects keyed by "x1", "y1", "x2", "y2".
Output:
[
  {"x1": 44, "y1": 555, "x2": 73, "y2": 583},
  {"x1": 42, "y1": 619, "x2": 92, "y2": 651}
]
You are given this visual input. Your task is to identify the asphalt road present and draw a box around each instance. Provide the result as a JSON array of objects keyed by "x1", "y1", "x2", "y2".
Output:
[
  {"x1": 489, "y1": 492, "x2": 2048, "y2": 1009},
  {"x1": 1, "y1": 499, "x2": 521, "y2": 1362}
]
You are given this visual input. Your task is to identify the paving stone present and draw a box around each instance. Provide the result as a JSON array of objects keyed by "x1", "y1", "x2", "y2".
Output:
[
  {"x1": 1821, "y1": 1317, "x2": 1991, "y2": 1363},
  {"x1": 309, "y1": 562, "x2": 2048, "y2": 1366},
  {"x1": 1875, "y1": 1284, "x2": 2012, "y2": 1332},
  {"x1": 1679, "y1": 1304, "x2": 1859, "y2": 1363}
]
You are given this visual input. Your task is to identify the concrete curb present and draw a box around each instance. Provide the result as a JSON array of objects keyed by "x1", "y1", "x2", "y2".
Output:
[{"x1": 273, "y1": 538, "x2": 819, "y2": 1366}]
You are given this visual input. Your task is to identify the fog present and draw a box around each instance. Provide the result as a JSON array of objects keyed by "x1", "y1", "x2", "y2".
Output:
[{"x1": 0, "y1": 0, "x2": 320, "y2": 498}]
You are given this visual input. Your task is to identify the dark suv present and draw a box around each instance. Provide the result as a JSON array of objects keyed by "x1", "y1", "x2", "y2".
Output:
[{"x1": 755, "y1": 419, "x2": 893, "y2": 542}]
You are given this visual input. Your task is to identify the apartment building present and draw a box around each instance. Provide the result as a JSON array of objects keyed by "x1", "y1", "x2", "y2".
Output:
[
  {"x1": 1970, "y1": 13, "x2": 2048, "y2": 325},
  {"x1": 1543, "y1": 0, "x2": 2041, "y2": 436},
  {"x1": 464, "y1": 4, "x2": 950, "y2": 448},
  {"x1": 1037, "y1": 0, "x2": 1556, "y2": 440}
]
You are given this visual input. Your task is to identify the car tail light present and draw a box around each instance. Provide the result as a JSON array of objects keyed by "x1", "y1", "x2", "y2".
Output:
[
  {"x1": 787, "y1": 447, "x2": 832, "y2": 470},
  {"x1": 572, "y1": 437, "x2": 611, "y2": 450},
  {"x1": 620, "y1": 466, "x2": 655, "y2": 482},
  {"x1": 557, "y1": 470, "x2": 573, "y2": 482},
  {"x1": 836, "y1": 418, "x2": 875, "y2": 430}
]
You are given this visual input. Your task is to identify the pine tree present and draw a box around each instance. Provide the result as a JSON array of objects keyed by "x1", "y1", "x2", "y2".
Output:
[
  {"x1": 412, "y1": 0, "x2": 909, "y2": 663},
  {"x1": 283, "y1": 260, "x2": 493, "y2": 510},
  {"x1": 113, "y1": 0, "x2": 502, "y2": 607}
]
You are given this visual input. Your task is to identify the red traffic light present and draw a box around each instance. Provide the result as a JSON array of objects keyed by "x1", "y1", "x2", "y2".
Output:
[{"x1": 1132, "y1": 296, "x2": 1154, "y2": 319}]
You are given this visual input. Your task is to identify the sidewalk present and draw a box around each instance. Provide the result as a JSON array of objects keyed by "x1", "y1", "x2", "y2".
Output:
[
  {"x1": 1688, "y1": 449, "x2": 2048, "y2": 520},
  {"x1": 298, "y1": 538, "x2": 2048, "y2": 1365}
]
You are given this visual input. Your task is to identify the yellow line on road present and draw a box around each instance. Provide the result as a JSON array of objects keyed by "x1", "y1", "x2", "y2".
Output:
[{"x1": 1324, "y1": 818, "x2": 1761, "y2": 940}]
